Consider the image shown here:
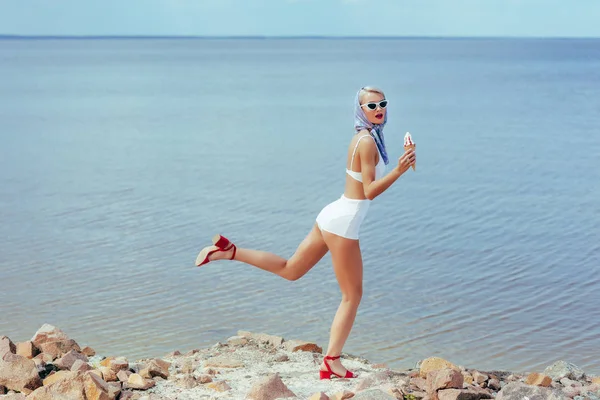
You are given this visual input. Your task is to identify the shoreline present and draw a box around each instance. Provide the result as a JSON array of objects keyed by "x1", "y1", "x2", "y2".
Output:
[{"x1": 1, "y1": 324, "x2": 599, "y2": 400}]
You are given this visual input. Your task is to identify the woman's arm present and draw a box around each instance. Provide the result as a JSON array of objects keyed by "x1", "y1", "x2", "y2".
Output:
[{"x1": 359, "y1": 140, "x2": 415, "y2": 200}]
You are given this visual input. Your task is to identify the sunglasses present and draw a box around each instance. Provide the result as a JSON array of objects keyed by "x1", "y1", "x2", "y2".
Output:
[{"x1": 360, "y1": 100, "x2": 388, "y2": 110}]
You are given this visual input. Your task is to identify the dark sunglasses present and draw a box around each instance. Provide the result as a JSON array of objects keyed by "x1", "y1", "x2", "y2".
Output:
[{"x1": 360, "y1": 100, "x2": 388, "y2": 110}]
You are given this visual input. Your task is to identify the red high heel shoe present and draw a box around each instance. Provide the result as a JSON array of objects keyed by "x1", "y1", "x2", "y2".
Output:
[
  {"x1": 195, "y1": 234, "x2": 236, "y2": 267},
  {"x1": 319, "y1": 355, "x2": 355, "y2": 380}
]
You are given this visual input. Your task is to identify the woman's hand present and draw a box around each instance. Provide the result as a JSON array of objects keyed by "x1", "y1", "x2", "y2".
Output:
[{"x1": 396, "y1": 148, "x2": 416, "y2": 175}]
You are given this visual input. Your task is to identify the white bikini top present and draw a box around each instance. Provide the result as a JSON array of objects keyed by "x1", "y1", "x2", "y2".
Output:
[{"x1": 346, "y1": 134, "x2": 387, "y2": 183}]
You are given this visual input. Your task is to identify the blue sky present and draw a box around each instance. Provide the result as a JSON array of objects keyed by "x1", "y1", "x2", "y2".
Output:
[{"x1": 1, "y1": 0, "x2": 599, "y2": 37}]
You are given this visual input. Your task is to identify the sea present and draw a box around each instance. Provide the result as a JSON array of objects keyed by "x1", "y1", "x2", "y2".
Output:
[{"x1": 1, "y1": 37, "x2": 599, "y2": 375}]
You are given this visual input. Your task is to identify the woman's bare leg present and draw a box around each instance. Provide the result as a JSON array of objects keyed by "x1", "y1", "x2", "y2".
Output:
[
  {"x1": 204, "y1": 223, "x2": 328, "y2": 281},
  {"x1": 320, "y1": 230, "x2": 363, "y2": 376}
]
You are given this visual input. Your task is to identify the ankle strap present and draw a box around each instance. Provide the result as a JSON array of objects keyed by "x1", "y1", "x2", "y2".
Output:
[{"x1": 324, "y1": 355, "x2": 340, "y2": 360}]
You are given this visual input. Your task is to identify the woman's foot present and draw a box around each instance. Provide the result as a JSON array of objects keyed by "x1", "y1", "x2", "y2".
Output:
[
  {"x1": 195, "y1": 235, "x2": 236, "y2": 266},
  {"x1": 319, "y1": 355, "x2": 355, "y2": 379}
]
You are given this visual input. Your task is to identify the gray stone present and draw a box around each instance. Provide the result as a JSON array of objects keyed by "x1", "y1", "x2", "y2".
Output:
[
  {"x1": 544, "y1": 360, "x2": 586, "y2": 381},
  {"x1": 496, "y1": 382, "x2": 567, "y2": 400}
]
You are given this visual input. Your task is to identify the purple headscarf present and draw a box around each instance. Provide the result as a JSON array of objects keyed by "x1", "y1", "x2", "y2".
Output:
[{"x1": 353, "y1": 88, "x2": 389, "y2": 165}]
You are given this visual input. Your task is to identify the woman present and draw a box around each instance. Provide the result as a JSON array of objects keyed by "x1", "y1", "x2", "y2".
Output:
[{"x1": 195, "y1": 86, "x2": 416, "y2": 379}]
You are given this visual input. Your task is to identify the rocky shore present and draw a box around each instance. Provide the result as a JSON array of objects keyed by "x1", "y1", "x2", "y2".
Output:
[{"x1": 1, "y1": 324, "x2": 599, "y2": 400}]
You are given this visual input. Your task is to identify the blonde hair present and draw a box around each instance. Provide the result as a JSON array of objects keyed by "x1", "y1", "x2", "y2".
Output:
[{"x1": 359, "y1": 86, "x2": 385, "y2": 103}]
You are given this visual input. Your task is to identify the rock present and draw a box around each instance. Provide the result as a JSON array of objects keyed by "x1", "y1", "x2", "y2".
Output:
[
  {"x1": 560, "y1": 377, "x2": 582, "y2": 387},
  {"x1": 176, "y1": 375, "x2": 197, "y2": 389},
  {"x1": 352, "y1": 388, "x2": 396, "y2": 399},
  {"x1": 581, "y1": 383, "x2": 600, "y2": 395},
  {"x1": 496, "y1": 381, "x2": 567, "y2": 400},
  {"x1": 81, "y1": 346, "x2": 96, "y2": 357},
  {"x1": 181, "y1": 359, "x2": 195, "y2": 375},
  {"x1": 0, "y1": 394, "x2": 26, "y2": 400},
  {"x1": 0, "y1": 384, "x2": 5, "y2": 394},
  {"x1": 108, "y1": 358, "x2": 128, "y2": 373},
  {"x1": 204, "y1": 367, "x2": 218, "y2": 375},
  {"x1": 207, "y1": 380, "x2": 232, "y2": 392},
  {"x1": 99, "y1": 357, "x2": 114, "y2": 368},
  {"x1": 138, "y1": 367, "x2": 151, "y2": 379},
  {"x1": 237, "y1": 331, "x2": 285, "y2": 347},
  {"x1": 419, "y1": 357, "x2": 460, "y2": 379},
  {"x1": 355, "y1": 371, "x2": 396, "y2": 392},
  {"x1": 16, "y1": 341, "x2": 38, "y2": 359},
  {"x1": 88, "y1": 369, "x2": 103, "y2": 379},
  {"x1": 83, "y1": 372, "x2": 112, "y2": 400},
  {"x1": 145, "y1": 359, "x2": 170, "y2": 379},
  {"x1": 471, "y1": 371, "x2": 488, "y2": 385},
  {"x1": 0, "y1": 352, "x2": 43, "y2": 393},
  {"x1": 331, "y1": 390, "x2": 354, "y2": 400},
  {"x1": 410, "y1": 377, "x2": 428, "y2": 392},
  {"x1": 71, "y1": 359, "x2": 93, "y2": 372},
  {"x1": 0, "y1": 337, "x2": 16, "y2": 356},
  {"x1": 117, "y1": 370, "x2": 131, "y2": 382},
  {"x1": 205, "y1": 355, "x2": 244, "y2": 368},
  {"x1": 126, "y1": 374, "x2": 155, "y2": 390},
  {"x1": 525, "y1": 372, "x2": 552, "y2": 387},
  {"x1": 106, "y1": 381, "x2": 121, "y2": 399},
  {"x1": 33, "y1": 352, "x2": 53, "y2": 365},
  {"x1": 42, "y1": 370, "x2": 75, "y2": 386},
  {"x1": 592, "y1": 377, "x2": 600, "y2": 385},
  {"x1": 119, "y1": 390, "x2": 135, "y2": 400},
  {"x1": 309, "y1": 393, "x2": 330, "y2": 400},
  {"x1": 197, "y1": 374, "x2": 213, "y2": 384},
  {"x1": 28, "y1": 371, "x2": 84, "y2": 399},
  {"x1": 227, "y1": 336, "x2": 249, "y2": 346},
  {"x1": 437, "y1": 388, "x2": 493, "y2": 400},
  {"x1": 274, "y1": 354, "x2": 289, "y2": 362},
  {"x1": 407, "y1": 390, "x2": 427, "y2": 399},
  {"x1": 562, "y1": 386, "x2": 581, "y2": 397},
  {"x1": 487, "y1": 378, "x2": 501, "y2": 391},
  {"x1": 55, "y1": 349, "x2": 89, "y2": 370},
  {"x1": 30, "y1": 324, "x2": 81, "y2": 359},
  {"x1": 100, "y1": 366, "x2": 118, "y2": 382},
  {"x1": 165, "y1": 350, "x2": 181, "y2": 358},
  {"x1": 427, "y1": 368, "x2": 464, "y2": 393},
  {"x1": 246, "y1": 373, "x2": 296, "y2": 399},
  {"x1": 284, "y1": 339, "x2": 323, "y2": 354},
  {"x1": 463, "y1": 374, "x2": 474, "y2": 385},
  {"x1": 543, "y1": 360, "x2": 585, "y2": 381}
]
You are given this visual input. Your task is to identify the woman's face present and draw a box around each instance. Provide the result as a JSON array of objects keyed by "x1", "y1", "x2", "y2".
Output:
[{"x1": 360, "y1": 91, "x2": 387, "y2": 125}]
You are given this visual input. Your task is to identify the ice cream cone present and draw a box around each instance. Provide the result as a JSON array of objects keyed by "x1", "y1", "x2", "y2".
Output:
[{"x1": 404, "y1": 144, "x2": 416, "y2": 170}]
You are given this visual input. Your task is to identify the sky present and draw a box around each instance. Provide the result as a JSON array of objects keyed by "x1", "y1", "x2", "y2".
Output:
[{"x1": 1, "y1": 0, "x2": 599, "y2": 38}]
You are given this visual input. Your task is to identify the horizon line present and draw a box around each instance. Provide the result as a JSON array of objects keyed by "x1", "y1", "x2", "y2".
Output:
[{"x1": 1, "y1": 34, "x2": 599, "y2": 40}]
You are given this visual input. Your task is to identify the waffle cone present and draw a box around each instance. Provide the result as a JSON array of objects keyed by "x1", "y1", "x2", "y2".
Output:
[{"x1": 404, "y1": 144, "x2": 416, "y2": 170}]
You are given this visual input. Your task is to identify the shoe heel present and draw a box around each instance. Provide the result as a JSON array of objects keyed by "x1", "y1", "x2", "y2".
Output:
[
  {"x1": 319, "y1": 370, "x2": 331, "y2": 380},
  {"x1": 212, "y1": 234, "x2": 230, "y2": 249}
]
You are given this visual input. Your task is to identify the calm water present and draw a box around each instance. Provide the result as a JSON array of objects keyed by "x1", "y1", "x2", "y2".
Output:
[{"x1": 1, "y1": 38, "x2": 599, "y2": 376}]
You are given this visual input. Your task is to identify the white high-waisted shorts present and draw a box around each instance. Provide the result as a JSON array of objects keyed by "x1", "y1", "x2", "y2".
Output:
[{"x1": 316, "y1": 194, "x2": 371, "y2": 240}]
